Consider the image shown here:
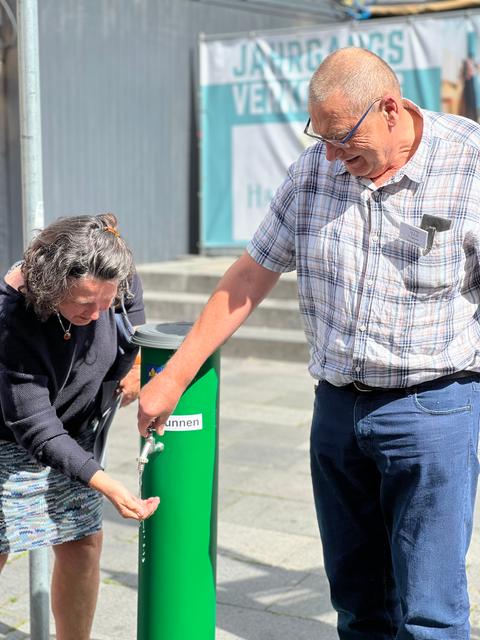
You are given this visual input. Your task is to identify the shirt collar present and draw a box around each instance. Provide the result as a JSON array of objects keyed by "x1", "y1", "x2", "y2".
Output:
[{"x1": 332, "y1": 99, "x2": 430, "y2": 185}]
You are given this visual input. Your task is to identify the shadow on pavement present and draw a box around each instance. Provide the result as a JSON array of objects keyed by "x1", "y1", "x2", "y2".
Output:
[{"x1": 0, "y1": 621, "x2": 28, "y2": 639}]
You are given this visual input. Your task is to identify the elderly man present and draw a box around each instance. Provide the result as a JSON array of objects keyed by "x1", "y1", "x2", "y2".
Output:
[{"x1": 139, "y1": 48, "x2": 480, "y2": 639}]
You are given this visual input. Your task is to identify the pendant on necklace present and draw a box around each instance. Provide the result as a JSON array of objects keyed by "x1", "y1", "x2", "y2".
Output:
[{"x1": 56, "y1": 313, "x2": 72, "y2": 341}]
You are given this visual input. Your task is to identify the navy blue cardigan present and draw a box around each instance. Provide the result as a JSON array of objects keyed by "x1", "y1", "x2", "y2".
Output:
[{"x1": 0, "y1": 274, "x2": 145, "y2": 485}]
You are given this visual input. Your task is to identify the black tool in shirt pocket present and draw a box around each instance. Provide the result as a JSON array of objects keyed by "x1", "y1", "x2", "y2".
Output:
[{"x1": 420, "y1": 214, "x2": 452, "y2": 255}]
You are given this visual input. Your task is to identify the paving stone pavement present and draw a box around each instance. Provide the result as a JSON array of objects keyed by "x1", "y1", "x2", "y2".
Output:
[{"x1": 0, "y1": 356, "x2": 479, "y2": 639}]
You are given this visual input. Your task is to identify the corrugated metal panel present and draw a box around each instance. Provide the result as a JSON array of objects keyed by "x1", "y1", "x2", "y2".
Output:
[
  {"x1": 194, "y1": 0, "x2": 344, "y2": 19},
  {"x1": 0, "y1": 4, "x2": 20, "y2": 273},
  {"x1": 0, "y1": 44, "x2": 16, "y2": 274},
  {"x1": 34, "y1": 0, "x2": 339, "y2": 263}
]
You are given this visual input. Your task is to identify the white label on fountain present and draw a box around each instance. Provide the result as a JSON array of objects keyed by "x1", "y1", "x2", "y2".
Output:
[{"x1": 164, "y1": 414, "x2": 203, "y2": 431}]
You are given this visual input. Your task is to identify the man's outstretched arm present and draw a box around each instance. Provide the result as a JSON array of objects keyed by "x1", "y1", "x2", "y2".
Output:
[{"x1": 137, "y1": 251, "x2": 280, "y2": 435}]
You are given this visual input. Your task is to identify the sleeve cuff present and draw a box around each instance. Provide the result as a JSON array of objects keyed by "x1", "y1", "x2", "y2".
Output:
[
  {"x1": 127, "y1": 309, "x2": 146, "y2": 326},
  {"x1": 77, "y1": 457, "x2": 103, "y2": 485}
]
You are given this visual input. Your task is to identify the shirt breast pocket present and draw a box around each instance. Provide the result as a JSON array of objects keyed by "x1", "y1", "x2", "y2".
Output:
[{"x1": 402, "y1": 230, "x2": 463, "y2": 299}]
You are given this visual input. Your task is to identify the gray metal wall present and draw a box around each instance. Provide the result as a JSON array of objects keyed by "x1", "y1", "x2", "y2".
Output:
[
  {"x1": 1, "y1": 0, "x2": 341, "y2": 268},
  {"x1": 0, "y1": 3, "x2": 22, "y2": 274}
]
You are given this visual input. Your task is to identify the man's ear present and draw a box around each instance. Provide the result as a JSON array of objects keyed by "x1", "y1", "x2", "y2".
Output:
[{"x1": 381, "y1": 95, "x2": 401, "y2": 127}]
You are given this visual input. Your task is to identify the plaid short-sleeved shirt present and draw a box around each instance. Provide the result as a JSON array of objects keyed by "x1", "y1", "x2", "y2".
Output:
[{"x1": 247, "y1": 101, "x2": 480, "y2": 387}]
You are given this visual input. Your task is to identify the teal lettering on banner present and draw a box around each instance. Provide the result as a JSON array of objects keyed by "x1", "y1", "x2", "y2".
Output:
[
  {"x1": 232, "y1": 80, "x2": 308, "y2": 117},
  {"x1": 306, "y1": 39, "x2": 323, "y2": 71},
  {"x1": 368, "y1": 32, "x2": 385, "y2": 57},
  {"x1": 232, "y1": 39, "x2": 330, "y2": 79},
  {"x1": 344, "y1": 30, "x2": 404, "y2": 63},
  {"x1": 233, "y1": 44, "x2": 247, "y2": 77},
  {"x1": 287, "y1": 41, "x2": 303, "y2": 73},
  {"x1": 247, "y1": 183, "x2": 274, "y2": 209},
  {"x1": 252, "y1": 45, "x2": 265, "y2": 76},
  {"x1": 329, "y1": 36, "x2": 340, "y2": 53},
  {"x1": 388, "y1": 31, "x2": 404, "y2": 65},
  {"x1": 229, "y1": 33, "x2": 406, "y2": 81}
]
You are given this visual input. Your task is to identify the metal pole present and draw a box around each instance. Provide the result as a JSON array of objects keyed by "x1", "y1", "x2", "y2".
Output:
[
  {"x1": 16, "y1": 1, "x2": 48, "y2": 639},
  {"x1": 17, "y1": 0, "x2": 44, "y2": 245},
  {"x1": 28, "y1": 549, "x2": 50, "y2": 640}
]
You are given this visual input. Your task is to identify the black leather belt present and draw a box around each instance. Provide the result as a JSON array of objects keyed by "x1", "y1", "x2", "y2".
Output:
[{"x1": 348, "y1": 370, "x2": 477, "y2": 393}]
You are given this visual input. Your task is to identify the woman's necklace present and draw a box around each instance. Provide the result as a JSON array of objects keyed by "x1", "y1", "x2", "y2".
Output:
[{"x1": 56, "y1": 313, "x2": 72, "y2": 341}]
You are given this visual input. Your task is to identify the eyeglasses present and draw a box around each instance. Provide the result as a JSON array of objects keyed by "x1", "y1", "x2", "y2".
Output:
[{"x1": 303, "y1": 97, "x2": 382, "y2": 148}]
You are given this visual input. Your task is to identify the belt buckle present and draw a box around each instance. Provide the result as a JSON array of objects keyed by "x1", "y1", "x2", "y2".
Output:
[{"x1": 353, "y1": 381, "x2": 372, "y2": 393}]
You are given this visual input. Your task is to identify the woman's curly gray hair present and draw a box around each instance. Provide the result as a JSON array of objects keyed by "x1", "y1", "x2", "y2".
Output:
[{"x1": 21, "y1": 213, "x2": 135, "y2": 320}]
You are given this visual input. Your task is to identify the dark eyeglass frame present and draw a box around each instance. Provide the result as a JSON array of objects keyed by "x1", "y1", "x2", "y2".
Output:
[{"x1": 303, "y1": 97, "x2": 383, "y2": 147}]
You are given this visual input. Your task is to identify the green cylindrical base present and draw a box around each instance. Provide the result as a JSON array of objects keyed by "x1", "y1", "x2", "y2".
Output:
[{"x1": 136, "y1": 325, "x2": 220, "y2": 640}]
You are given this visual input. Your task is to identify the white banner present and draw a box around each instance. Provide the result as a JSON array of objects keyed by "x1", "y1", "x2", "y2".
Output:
[{"x1": 200, "y1": 13, "x2": 480, "y2": 248}]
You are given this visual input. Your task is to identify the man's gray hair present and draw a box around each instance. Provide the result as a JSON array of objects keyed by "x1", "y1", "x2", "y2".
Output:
[
  {"x1": 309, "y1": 47, "x2": 401, "y2": 114},
  {"x1": 21, "y1": 213, "x2": 135, "y2": 320}
]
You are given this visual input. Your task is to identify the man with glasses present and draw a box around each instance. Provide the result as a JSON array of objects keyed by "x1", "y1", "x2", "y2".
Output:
[{"x1": 139, "y1": 47, "x2": 480, "y2": 639}]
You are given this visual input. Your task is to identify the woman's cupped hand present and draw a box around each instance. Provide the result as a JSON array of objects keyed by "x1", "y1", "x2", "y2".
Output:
[{"x1": 89, "y1": 470, "x2": 159, "y2": 520}]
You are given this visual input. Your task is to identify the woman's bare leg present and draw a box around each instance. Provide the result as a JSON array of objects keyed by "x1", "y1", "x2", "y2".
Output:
[
  {"x1": 51, "y1": 531, "x2": 103, "y2": 640},
  {"x1": 0, "y1": 553, "x2": 8, "y2": 572}
]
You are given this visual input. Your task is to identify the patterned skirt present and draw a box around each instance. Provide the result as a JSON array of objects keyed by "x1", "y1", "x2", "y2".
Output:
[{"x1": 0, "y1": 431, "x2": 103, "y2": 554}]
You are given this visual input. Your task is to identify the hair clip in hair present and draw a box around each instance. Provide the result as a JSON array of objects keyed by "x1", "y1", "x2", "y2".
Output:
[{"x1": 104, "y1": 226, "x2": 120, "y2": 238}]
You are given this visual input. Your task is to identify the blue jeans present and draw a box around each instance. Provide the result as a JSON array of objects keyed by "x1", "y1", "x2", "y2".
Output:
[{"x1": 310, "y1": 376, "x2": 480, "y2": 639}]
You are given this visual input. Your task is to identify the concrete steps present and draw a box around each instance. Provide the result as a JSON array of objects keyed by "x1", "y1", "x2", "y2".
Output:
[
  {"x1": 138, "y1": 264, "x2": 298, "y2": 299},
  {"x1": 136, "y1": 257, "x2": 309, "y2": 362},
  {"x1": 142, "y1": 290, "x2": 303, "y2": 330}
]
